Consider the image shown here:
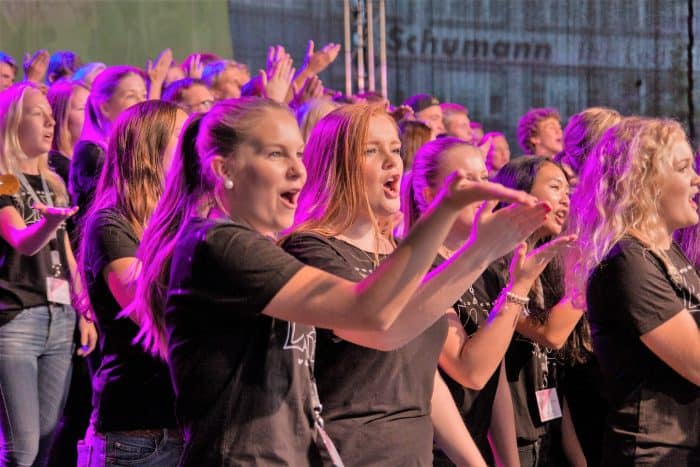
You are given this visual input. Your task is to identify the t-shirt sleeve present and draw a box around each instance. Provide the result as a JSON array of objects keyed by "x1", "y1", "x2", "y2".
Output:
[
  {"x1": 591, "y1": 244, "x2": 684, "y2": 336},
  {"x1": 283, "y1": 233, "x2": 360, "y2": 282},
  {"x1": 202, "y1": 224, "x2": 306, "y2": 314},
  {"x1": 84, "y1": 211, "x2": 139, "y2": 278},
  {"x1": 0, "y1": 195, "x2": 15, "y2": 210}
]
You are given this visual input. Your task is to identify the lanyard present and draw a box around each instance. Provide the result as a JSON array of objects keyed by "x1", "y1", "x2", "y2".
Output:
[
  {"x1": 309, "y1": 375, "x2": 345, "y2": 467},
  {"x1": 14, "y1": 171, "x2": 53, "y2": 208},
  {"x1": 14, "y1": 172, "x2": 62, "y2": 276}
]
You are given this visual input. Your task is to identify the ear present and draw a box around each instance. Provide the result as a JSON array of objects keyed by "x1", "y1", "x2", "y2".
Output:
[
  {"x1": 422, "y1": 185, "x2": 437, "y2": 205},
  {"x1": 209, "y1": 155, "x2": 230, "y2": 181},
  {"x1": 529, "y1": 135, "x2": 541, "y2": 150},
  {"x1": 98, "y1": 100, "x2": 113, "y2": 122}
]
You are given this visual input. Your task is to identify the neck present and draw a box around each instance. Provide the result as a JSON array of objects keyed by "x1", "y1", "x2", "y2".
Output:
[
  {"x1": 337, "y1": 216, "x2": 388, "y2": 253},
  {"x1": 17, "y1": 158, "x2": 40, "y2": 175},
  {"x1": 629, "y1": 227, "x2": 673, "y2": 251}
]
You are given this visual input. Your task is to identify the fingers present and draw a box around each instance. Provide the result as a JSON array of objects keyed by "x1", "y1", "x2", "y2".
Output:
[
  {"x1": 531, "y1": 234, "x2": 577, "y2": 261},
  {"x1": 32, "y1": 203, "x2": 79, "y2": 219},
  {"x1": 306, "y1": 39, "x2": 315, "y2": 59},
  {"x1": 474, "y1": 199, "x2": 498, "y2": 223}
]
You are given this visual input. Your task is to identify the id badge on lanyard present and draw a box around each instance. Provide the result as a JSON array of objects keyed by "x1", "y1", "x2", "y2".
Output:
[
  {"x1": 15, "y1": 172, "x2": 71, "y2": 306},
  {"x1": 533, "y1": 343, "x2": 562, "y2": 423}
]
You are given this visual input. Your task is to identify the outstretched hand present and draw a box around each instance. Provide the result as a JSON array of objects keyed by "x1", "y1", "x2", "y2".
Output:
[
  {"x1": 467, "y1": 199, "x2": 550, "y2": 261},
  {"x1": 438, "y1": 171, "x2": 538, "y2": 212},
  {"x1": 32, "y1": 202, "x2": 79, "y2": 226},
  {"x1": 509, "y1": 235, "x2": 577, "y2": 291}
]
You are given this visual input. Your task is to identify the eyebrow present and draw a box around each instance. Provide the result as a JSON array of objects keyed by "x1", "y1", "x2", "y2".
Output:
[{"x1": 366, "y1": 139, "x2": 401, "y2": 145}]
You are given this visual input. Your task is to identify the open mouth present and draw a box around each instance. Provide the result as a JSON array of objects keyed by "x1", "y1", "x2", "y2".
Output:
[
  {"x1": 280, "y1": 189, "x2": 300, "y2": 208},
  {"x1": 553, "y1": 209, "x2": 568, "y2": 225},
  {"x1": 690, "y1": 193, "x2": 698, "y2": 210},
  {"x1": 383, "y1": 174, "x2": 400, "y2": 198}
]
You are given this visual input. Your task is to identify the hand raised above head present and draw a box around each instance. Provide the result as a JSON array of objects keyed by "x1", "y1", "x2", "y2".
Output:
[
  {"x1": 23, "y1": 49, "x2": 50, "y2": 83},
  {"x1": 303, "y1": 40, "x2": 341, "y2": 75}
]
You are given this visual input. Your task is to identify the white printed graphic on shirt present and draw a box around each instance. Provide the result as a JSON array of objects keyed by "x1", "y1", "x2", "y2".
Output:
[
  {"x1": 15, "y1": 189, "x2": 47, "y2": 225},
  {"x1": 284, "y1": 323, "x2": 316, "y2": 367},
  {"x1": 676, "y1": 264, "x2": 700, "y2": 317}
]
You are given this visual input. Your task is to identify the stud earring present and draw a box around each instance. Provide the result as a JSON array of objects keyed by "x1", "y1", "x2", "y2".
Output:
[{"x1": 224, "y1": 178, "x2": 234, "y2": 190}]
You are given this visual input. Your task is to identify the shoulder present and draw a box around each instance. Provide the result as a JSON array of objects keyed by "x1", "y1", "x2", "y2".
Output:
[{"x1": 282, "y1": 231, "x2": 360, "y2": 280}]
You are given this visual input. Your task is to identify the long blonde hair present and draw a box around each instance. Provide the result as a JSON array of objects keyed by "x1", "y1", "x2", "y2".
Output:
[
  {"x1": 0, "y1": 83, "x2": 68, "y2": 205},
  {"x1": 567, "y1": 117, "x2": 687, "y2": 306}
]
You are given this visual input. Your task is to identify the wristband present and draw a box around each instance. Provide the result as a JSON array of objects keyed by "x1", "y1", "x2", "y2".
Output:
[{"x1": 505, "y1": 291, "x2": 531, "y2": 317}]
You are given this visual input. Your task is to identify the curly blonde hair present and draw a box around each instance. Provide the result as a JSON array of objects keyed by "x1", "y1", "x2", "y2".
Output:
[{"x1": 567, "y1": 117, "x2": 688, "y2": 307}]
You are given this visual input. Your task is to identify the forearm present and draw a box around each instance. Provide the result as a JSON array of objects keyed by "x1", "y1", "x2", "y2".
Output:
[
  {"x1": 516, "y1": 298, "x2": 583, "y2": 349},
  {"x1": 2, "y1": 217, "x2": 62, "y2": 256},
  {"x1": 432, "y1": 372, "x2": 487, "y2": 467},
  {"x1": 488, "y1": 362, "x2": 519, "y2": 467},
  {"x1": 446, "y1": 296, "x2": 522, "y2": 389},
  {"x1": 561, "y1": 398, "x2": 587, "y2": 467},
  {"x1": 337, "y1": 238, "x2": 494, "y2": 349},
  {"x1": 148, "y1": 81, "x2": 164, "y2": 100},
  {"x1": 348, "y1": 202, "x2": 459, "y2": 330}
]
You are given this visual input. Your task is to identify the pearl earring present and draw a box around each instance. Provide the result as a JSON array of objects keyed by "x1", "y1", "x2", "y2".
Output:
[{"x1": 224, "y1": 178, "x2": 234, "y2": 190}]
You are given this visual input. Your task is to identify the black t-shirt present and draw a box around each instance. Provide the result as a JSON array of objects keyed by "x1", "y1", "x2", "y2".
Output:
[
  {"x1": 0, "y1": 173, "x2": 70, "y2": 323},
  {"x1": 166, "y1": 217, "x2": 317, "y2": 466},
  {"x1": 81, "y1": 208, "x2": 176, "y2": 432},
  {"x1": 48, "y1": 149, "x2": 70, "y2": 186},
  {"x1": 284, "y1": 233, "x2": 449, "y2": 467},
  {"x1": 69, "y1": 140, "x2": 105, "y2": 239},
  {"x1": 490, "y1": 255, "x2": 559, "y2": 446},
  {"x1": 587, "y1": 237, "x2": 700, "y2": 466},
  {"x1": 433, "y1": 256, "x2": 504, "y2": 463}
]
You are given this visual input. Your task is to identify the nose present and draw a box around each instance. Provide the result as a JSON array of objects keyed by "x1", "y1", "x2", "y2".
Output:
[
  {"x1": 692, "y1": 168, "x2": 700, "y2": 186},
  {"x1": 288, "y1": 155, "x2": 306, "y2": 182}
]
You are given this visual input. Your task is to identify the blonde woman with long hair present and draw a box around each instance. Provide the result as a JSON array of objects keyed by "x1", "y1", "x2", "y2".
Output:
[
  {"x1": 569, "y1": 117, "x2": 700, "y2": 466},
  {"x1": 0, "y1": 83, "x2": 96, "y2": 465}
]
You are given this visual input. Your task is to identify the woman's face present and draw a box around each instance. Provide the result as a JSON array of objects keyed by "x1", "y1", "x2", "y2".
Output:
[
  {"x1": 487, "y1": 135, "x2": 511, "y2": 172},
  {"x1": 658, "y1": 139, "x2": 700, "y2": 233},
  {"x1": 360, "y1": 114, "x2": 403, "y2": 219},
  {"x1": 101, "y1": 73, "x2": 147, "y2": 122},
  {"x1": 528, "y1": 162, "x2": 570, "y2": 238},
  {"x1": 18, "y1": 87, "x2": 55, "y2": 158},
  {"x1": 433, "y1": 145, "x2": 488, "y2": 236},
  {"x1": 66, "y1": 85, "x2": 88, "y2": 148},
  {"x1": 162, "y1": 109, "x2": 188, "y2": 174},
  {"x1": 225, "y1": 109, "x2": 306, "y2": 236}
]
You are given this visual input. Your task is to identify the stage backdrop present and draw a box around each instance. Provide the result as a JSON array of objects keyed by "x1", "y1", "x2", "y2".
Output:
[{"x1": 2, "y1": 0, "x2": 700, "y2": 149}]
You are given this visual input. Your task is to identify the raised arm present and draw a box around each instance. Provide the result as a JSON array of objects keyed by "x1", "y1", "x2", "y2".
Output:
[
  {"x1": 0, "y1": 203, "x2": 77, "y2": 256},
  {"x1": 440, "y1": 236, "x2": 576, "y2": 389},
  {"x1": 515, "y1": 296, "x2": 584, "y2": 350}
]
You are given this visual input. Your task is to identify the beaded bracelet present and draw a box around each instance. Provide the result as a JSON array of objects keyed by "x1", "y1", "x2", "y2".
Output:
[{"x1": 505, "y1": 291, "x2": 531, "y2": 317}]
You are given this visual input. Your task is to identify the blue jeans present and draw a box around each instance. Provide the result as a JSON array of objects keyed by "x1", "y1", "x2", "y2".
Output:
[
  {"x1": 0, "y1": 304, "x2": 76, "y2": 466},
  {"x1": 77, "y1": 427, "x2": 183, "y2": 466}
]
